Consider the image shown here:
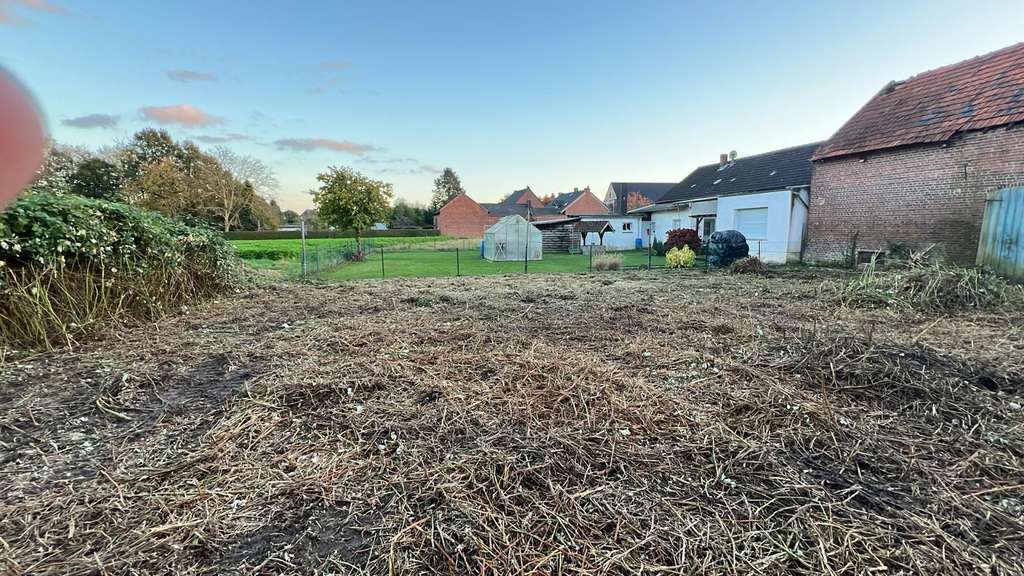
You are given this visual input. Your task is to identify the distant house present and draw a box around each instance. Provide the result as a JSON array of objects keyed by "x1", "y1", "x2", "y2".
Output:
[
  {"x1": 633, "y1": 142, "x2": 821, "y2": 263},
  {"x1": 598, "y1": 182, "x2": 676, "y2": 250},
  {"x1": 436, "y1": 187, "x2": 558, "y2": 237},
  {"x1": 602, "y1": 182, "x2": 676, "y2": 214},
  {"x1": 435, "y1": 186, "x2": 606, "y2": 238},
  {"x1": 807, "y1": 42, "x2": 1024, "y2": 265}
]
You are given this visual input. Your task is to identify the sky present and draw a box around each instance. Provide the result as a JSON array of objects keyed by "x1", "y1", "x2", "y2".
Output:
[{"x1": 1, "y1": 0, "x2": 1023, "y2": 212}]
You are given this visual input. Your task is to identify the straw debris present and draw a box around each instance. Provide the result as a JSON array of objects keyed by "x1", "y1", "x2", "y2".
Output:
[{"x1": 2, "y1": 270, "x2": 1022, "y2": 574}]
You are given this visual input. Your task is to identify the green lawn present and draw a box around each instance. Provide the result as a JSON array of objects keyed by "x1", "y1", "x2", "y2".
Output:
[
  {"x1": 317, "y1": 249, "x2": 669, "y2": 281},
  {"x1": 230, "y1": 236, "x2": 459, "y2": 261}
]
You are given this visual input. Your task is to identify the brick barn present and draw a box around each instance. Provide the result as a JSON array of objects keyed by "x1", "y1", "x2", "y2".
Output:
[
  {"x1": 806, "y1": 42, "x2": 1024, "y2": 265},
  {"x1": 435, "y1": 186, "x2": 607, "y2": 238}
]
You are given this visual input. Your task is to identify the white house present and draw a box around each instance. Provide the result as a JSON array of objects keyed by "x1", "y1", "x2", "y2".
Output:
[
  {"x1": 579, "y1": 215, "x2": 645, "y2": 250},
  {"x1": 580, "y1": 182, "x2": 676, "y2": 250},
  {"x1": 630, "y1": 142, "x2": 821, "y2": 263}
]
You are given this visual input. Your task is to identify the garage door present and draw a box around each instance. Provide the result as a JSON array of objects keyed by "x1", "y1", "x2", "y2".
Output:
[{"x1": 735, "y1": 208, "x2": 768, "y2": 240}]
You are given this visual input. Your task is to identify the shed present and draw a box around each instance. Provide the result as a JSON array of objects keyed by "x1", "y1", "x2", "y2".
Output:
[
  {"x1": 578, "y1": 220, "x2": 614, "y2": 247},
  {"x1": 482, "y1": 215, "x2": 543, "y2": 261},
  {"x1": 533, "y1": 217, "x2": 582, "y2": 253}
]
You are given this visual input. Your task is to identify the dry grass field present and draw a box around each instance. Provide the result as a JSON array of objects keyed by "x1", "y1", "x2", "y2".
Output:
[{"x1": 2, "y1": 269, "x2": 1023, "y2": 574}]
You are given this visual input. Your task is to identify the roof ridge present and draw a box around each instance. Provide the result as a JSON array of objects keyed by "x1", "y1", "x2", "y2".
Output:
[
  {"x1": 689, "y1": 141, "x2": 825, "y2": 170},
  {"x1": 894, "y1": 41, "x2": 1024, "y2": 85}
]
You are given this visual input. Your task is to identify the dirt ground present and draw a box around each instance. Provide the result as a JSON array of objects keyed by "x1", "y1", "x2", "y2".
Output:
[{"x1": 2, "y1": 269, "x2": 1023, "y2": 575}]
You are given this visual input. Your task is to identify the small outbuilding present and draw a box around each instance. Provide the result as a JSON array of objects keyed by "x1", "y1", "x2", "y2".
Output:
[
  {"x1": 578, "y1": 220, "x2": 614, "y2": 248},
  {"x1": 482, "y1": 215, "x2": 543, "y2": 261},
  {"x1": 533, "y1": 217, "x2": 582, "y2": 253}
]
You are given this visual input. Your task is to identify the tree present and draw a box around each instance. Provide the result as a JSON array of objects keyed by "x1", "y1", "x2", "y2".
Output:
[
  {"x1": 281, "y1": 210, "x2": 301, "y2": 225},
  {"x1": 429, "y1": 167, "x2": 465, "y2": 212},
  {"x1": 390, "y1": 198, "x2": 432, "y2": 228},
  {"x1": 70, "y1": 158, "x2": 122, "y2": 201},
  {"x1": 314, "y1": 166, "x2": 393, "y2": 246},
  {"x1": 210, "y1": 146, "x2": 279, "y2": 196},
  {"x1": 539, "y1": 193, "x2": 556, "y2": 205},
  {"x1": 136, "y1": 159, "x2": 190, "y2": 216},
  {"x1": 31, "y1": 143, "x2": 91, "y2": 194}
]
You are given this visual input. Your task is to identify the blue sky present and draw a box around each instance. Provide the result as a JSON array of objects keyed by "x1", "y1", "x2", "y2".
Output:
[{"x1": 2, "y1": 0, "x2": 1023, "y2": 211}]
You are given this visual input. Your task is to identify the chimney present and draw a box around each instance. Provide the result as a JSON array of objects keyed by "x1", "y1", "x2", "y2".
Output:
[
  {"x1": 719, "y1": 153, "x2": 729, "y2": 167},
  {"x1": 573, "y1": 187, "x2": 579, "y2": 193}
]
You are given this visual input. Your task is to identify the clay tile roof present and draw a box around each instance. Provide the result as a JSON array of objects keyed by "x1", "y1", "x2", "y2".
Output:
[{"x1": 814, "y1": 42, "x2": 1024, "y2": 161}]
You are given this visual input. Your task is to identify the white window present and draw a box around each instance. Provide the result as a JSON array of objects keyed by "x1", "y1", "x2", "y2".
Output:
[
  {"x1": 622, "y1": 222, "x2": 632, "y2": 232},
  {"x1": 735, "y1": 208, "x2": 768, "y2": 240}
]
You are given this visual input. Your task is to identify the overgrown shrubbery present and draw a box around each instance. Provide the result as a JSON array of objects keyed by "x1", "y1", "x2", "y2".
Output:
[
  {"x1": 838, "y1": 262, "x2": 1021, "y2": 312},
  {"x1": 664, "y1": 228, "x2": 701, "y2": 254},
  {"x1": 1, "y1": 193, "x2": 244, "y2": 349},
  {"x1": 666, "y1": 246, "x2": 695, "y2": 268}
]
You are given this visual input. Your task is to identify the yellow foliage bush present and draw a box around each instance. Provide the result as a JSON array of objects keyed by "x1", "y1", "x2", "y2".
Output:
[{"x1": 666, "y1": 246, "x2": 695, "y2": 269}]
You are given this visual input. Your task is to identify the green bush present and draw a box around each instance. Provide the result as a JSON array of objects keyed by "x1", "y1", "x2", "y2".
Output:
[
  {"x1": 1, "y1": 193, "x2": 243, "y2": 349},
  {"x1": 666, "y1": 246, "x2": 695, "y2": 269},
  {"x1": 652, "y1": 238, "x2": 666, "y2": 257}
]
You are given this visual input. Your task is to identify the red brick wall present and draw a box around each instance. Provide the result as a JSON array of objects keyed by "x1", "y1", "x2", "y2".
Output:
[
  {"x1": 436, "y1": 194, "x2": 497, "y2": 238},
  {"x1": 564, "y1": 190, "x2": 610, "y2": 216},
  {"x1": 807, "y1": 124, "x2": 1024, "y2": 264}
]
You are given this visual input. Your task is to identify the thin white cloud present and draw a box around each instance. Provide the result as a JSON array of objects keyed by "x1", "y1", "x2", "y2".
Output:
[
  {"x1": 167, "y1": 69, "x2": 217, "y2": 83},
  {"x1": 273, "y1": 137, "x2": 380, "y2": 156},
  {"x1": 193, "y1": 133, "x2": 251, "y2": 144},
  {"x1": 0, "y1": 0, "x2": 65, "y2": 25},
  {"x1": 61, "y1": 113, "x2": 119, "y2": 129}
]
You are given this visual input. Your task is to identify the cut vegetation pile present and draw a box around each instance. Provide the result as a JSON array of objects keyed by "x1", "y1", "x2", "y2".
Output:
[
  {"x1": 837, "y1": 262, "x2": 1022, "y2": 311},
  {"x1": 2, "y1": 270, "x2": 1023, "y2": 574}
]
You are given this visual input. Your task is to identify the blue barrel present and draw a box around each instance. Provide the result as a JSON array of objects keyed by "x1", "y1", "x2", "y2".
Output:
[
  {"x1": 480, "y1": 241, "x2": 485, "y2": 258},
  {"x1": 635, "y1": 238, "x2": 643, "y2": 249}
]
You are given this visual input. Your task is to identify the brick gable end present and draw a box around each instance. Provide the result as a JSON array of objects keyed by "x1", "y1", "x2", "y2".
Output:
[{"x1": 806, "y1": 124, "x2": 1024, "y2": 264}]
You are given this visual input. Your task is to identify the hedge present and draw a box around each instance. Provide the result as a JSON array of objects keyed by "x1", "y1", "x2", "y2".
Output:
[{"x1": 225, "y1": 228, "x2": 440, "y2": 240}]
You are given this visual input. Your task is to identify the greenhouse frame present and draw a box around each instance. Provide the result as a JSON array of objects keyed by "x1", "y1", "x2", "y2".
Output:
[{"x1": 482, "y1": 215, "x2": 543, "y2": 261}]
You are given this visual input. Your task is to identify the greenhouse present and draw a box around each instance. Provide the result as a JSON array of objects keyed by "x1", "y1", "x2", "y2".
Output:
[{"x1": 482, "y1": 215, "x2": 543, "y2": 261}]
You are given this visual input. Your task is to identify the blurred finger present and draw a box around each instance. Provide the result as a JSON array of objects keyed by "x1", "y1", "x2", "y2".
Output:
[{"x1": 0, "y1": 68, "x2": 46, "y2": 209}]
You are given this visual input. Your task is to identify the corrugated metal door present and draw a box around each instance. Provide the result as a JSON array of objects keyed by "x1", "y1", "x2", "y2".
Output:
[{"x1": 977, "y1": 187, "x2": 1024, "y2": 280}]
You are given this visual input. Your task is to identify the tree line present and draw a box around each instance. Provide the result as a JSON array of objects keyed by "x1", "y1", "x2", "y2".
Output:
[{"x1": 32, "y1": 129, "x2": 282, "y2": 232}]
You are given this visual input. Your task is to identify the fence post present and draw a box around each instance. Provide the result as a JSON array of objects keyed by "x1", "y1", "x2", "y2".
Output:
[
  {"x1": 589, "y1": 246, "x2": 593, "y2": 272},
  {"x1": 648, "y1": 235, "x2": 652, "y2": 270},
  {"x1": 758, "y1": 241, "x2": 762, "y2": 259},
  {"x1": 300, "y1": 219, "x2": 307, "y2": 277},
  {"x1": 456, "y1": 247, "x2": 460, "y2": 277}
]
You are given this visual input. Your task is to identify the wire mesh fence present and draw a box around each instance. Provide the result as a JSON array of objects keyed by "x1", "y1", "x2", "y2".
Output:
[{"x1": 290, "y1": 238, "x2": 681, "y2": 281}]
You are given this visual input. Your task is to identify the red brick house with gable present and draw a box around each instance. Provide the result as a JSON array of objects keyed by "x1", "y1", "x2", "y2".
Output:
[
  {"x1": 436, "y1": 186, "x2": 607, "y2": 238},
  {"x1": 807, "y1": 42, "x2": 1024, "y2": 264}
]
